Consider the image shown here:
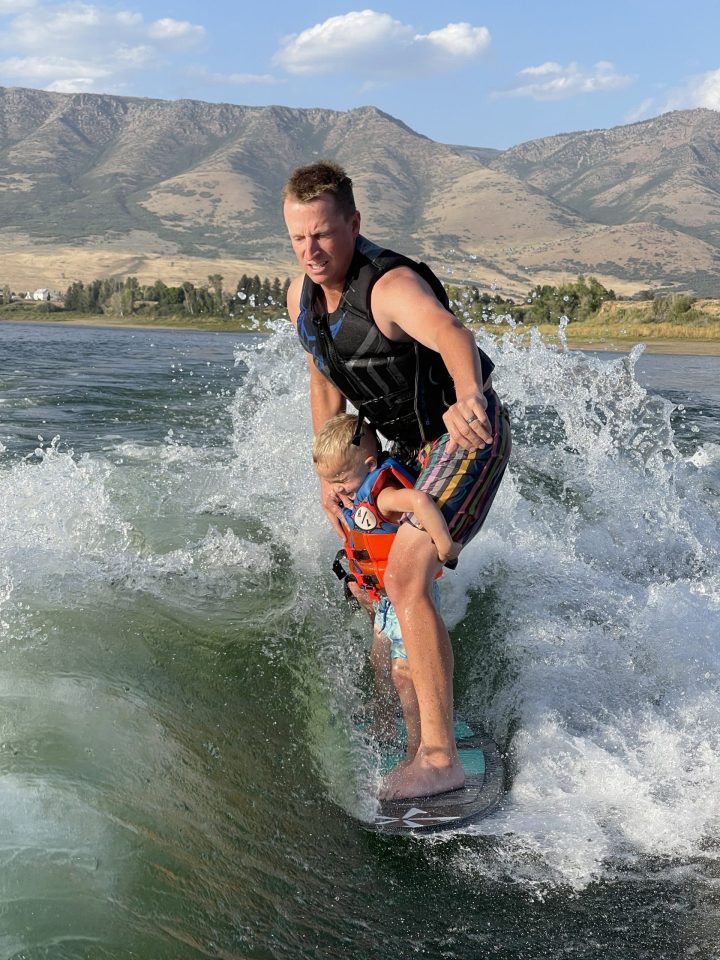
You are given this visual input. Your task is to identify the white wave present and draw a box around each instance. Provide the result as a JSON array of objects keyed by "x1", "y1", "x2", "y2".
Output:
[
  {"x1": 232, "y1": 323, "x2": 720, "y2": 889},
  {"x1": 229, "y1": 323, "x2": 329, "y2": 568},
  {"x1": 4, "y1": 321, "x2": 719, "y2": 897},
  {"x1": 116, "y1": 526, "x2": 274, "y2": 606},
  {"x1": 0, "y1": 437, "x2": 131, "y2": 599}
]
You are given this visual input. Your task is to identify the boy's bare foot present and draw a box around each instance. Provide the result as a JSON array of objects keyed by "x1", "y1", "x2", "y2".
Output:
[{"x1": 378, "y1": 749, "x2": 465, "y2": 801}]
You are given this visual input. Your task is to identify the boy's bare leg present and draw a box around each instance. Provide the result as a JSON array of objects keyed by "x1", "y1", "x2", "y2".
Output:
[
  {"x1": 391, "y1": 658, "x2": 420, "y2": 760},
  {"x1": 368, "y1": 624, "x2": 398, "y2": 742},
  {"x1": 344, "y1": 582, "x2": 397, "y2": 740},
  {"x1": 380, "y1": 524, "x2": 464, "y2": 801}
]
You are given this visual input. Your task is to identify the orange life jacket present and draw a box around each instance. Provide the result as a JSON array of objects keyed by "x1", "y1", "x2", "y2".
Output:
[
  {"x1": 338, "y1": 456, "x2": 415, "y2": 602},
  {"x1": 333, "y1": 455, "x2": 448, "y2": 604}
]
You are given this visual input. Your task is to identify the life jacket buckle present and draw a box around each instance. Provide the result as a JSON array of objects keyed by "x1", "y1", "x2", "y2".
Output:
[{"x1": 332, "y1": 549, "x2": 349, "y2": 581}]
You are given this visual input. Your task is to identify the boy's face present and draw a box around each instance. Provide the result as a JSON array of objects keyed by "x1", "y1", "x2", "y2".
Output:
[{"x1": 315, "y1": 452, "x2": 376, "y2": 504}]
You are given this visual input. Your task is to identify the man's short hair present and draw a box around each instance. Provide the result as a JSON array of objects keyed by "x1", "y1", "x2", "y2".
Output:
[
  {"x1": 312, "y1": 413, "x2": 377, "y2": 466},
  {"x1": 283, "y1": 161, "x2": 356, "y2": 219}
]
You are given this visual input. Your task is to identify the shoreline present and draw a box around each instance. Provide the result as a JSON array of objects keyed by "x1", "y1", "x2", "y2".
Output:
[
  {"x1": 4, "y1": 314, "x2": 720, "y2": 356},
  {"x1": 540, "y1": 335, "x2": 720, "y2": 357},
  {"x1": 0, "y1": 314, "x2": 263, "y2": 335}
]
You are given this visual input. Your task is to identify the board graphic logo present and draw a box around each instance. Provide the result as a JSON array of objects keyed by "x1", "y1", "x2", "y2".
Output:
[
  {"x1": 353, "y1": 505, "x2": 377, "y2": 530},
  {"x1": 375, "y1": 806, "x2": 461, "y2": 829}
]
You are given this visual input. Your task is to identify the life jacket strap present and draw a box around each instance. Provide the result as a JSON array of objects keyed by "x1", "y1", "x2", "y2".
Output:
[
  {"x1": 351, "y1": 406, "x2": 365, "y2": 446},
  {"x1": 332, "y1": 549, "x2": 352, "y2": 582},
  {"x1": 332, "y1": 549, "x2": 361, "y2": 610}
]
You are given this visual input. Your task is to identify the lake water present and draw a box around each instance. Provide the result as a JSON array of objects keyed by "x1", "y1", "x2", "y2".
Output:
[{"x1": 1, "y1": 321, "x2": 719, "y2": 959}]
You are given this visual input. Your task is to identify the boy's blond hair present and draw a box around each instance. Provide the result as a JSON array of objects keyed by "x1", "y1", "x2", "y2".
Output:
[{"x1": 312, "y1": 413, "x2": 378, "y2": 466}]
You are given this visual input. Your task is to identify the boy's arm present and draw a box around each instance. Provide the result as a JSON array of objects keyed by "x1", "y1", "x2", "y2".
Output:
[{"x1": 376, "y1": 486, "x2": 460, "y2": 564}]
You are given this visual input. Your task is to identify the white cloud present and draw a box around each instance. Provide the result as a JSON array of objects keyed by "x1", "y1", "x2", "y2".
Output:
[
  {"x1": 190, "y1": 66, "x2": 279, "y2": 87},
  {"x1": 519, "y1": 62, "x2": 563, "y2": 77},
  {"x1": 0, "y1": 53, "x2": 109, "y2": 80},
  {"x1": 495, "y1": 60, "x2": 633, "y2": 101},
  {"x1": 0, "y1": 0, "x2": 35, "y2": 10},
  {"x1": 148, "y1": 17, "x2": 204, "y2": 47},
  {"x1": 115, "y1": 10, "x2": 141, "y2": 28},
  {"x1": 663, "y1": 68, "x2": 720, "y2": 111},
  {"x1": 0, "y1": 2, "x2": 206, "y2": 93},
  {"x1": 47, "y1": 76, "x2": 98, "y2": 93},
  {"x1": 420, "y1": 22, "x2": 490, "y2": 62},
  {"x1": 622, "y1": 69, "x2": 720, "y2": 124},
  {"x1": 274, "y1": 9, "x2": 490, "y2": 77}
]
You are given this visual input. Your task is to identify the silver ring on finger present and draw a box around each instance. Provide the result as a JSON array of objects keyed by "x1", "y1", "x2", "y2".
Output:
[{"x1": 466, "y1": 414, "x2": 478, "y2": 425}]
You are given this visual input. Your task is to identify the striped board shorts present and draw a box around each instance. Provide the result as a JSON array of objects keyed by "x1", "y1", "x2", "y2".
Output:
[{"x1": 408, "y1": 389, "x2": 511, "y2": 545}]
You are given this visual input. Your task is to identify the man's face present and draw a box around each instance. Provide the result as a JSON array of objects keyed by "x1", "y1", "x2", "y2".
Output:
[{"x1": 283, "y1": 193, "x2": 360, "y2": 290}]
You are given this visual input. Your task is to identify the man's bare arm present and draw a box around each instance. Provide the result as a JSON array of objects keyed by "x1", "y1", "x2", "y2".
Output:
[
  {"x1": 287, "y1": 274, "x2": 347, "y2": 536},
  {"x1": 308, "y1": 359, "x2": 346, "y2": 432},
  {"x1": 371, "y1": 268, "x2": 492, "y2": 452}
]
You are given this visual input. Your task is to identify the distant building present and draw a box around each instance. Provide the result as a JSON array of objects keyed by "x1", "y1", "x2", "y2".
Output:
[{"x1": 32, "y1": 288, "x2": 51, "y2": 301}]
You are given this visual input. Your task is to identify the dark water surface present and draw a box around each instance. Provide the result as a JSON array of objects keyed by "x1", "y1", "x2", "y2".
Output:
[{"x1": 1, "y1": 322, "x2": 719, "y2": 959}]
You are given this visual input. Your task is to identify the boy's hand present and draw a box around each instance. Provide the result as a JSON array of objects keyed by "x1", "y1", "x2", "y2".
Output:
[
  {"x1": 437, "y1": 540, "x2": 462, "y2": 565},
  {"x1": 319, "y1": 477, "x2": 348, "y2": 539}
]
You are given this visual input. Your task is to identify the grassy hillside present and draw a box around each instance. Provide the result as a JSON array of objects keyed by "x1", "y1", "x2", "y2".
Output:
[{"x1": 1, "y1": 88, "x2": 720, "y2": 296}]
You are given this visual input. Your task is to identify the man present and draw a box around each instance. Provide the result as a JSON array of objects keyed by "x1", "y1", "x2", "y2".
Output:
[{"x1": 283, "y1": 161, "x2": 511, "y2": 801}]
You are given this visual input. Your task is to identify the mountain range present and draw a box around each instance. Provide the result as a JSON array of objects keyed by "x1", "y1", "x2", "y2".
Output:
[{"x1": 0, "y1": 85, "x2": 719, "y2": 298}]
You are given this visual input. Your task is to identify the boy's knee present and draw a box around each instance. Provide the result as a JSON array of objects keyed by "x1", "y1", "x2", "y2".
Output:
[{"x1": 391, "y1": 658, "x2": 413, "y2": 694}]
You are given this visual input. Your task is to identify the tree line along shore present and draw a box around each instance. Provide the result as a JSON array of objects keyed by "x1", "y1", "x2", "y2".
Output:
[{"x1": 2, "y1": 272, "x2": 720, "y2": 346}]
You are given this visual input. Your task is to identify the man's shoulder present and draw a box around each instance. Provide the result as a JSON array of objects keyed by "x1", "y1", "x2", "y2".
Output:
[{"x1": 372, "y1": 264, "x2": 432, "y2": 299}]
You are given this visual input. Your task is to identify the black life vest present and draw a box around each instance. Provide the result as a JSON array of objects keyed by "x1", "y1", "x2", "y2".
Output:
[{"x1": 296, "y1": 236, "x2": 494, "y2": 447}]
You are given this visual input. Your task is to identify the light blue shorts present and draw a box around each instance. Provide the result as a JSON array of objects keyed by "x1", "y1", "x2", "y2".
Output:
[{"x1": 374, "y1": 582, "x2": 441, "y2": 661}]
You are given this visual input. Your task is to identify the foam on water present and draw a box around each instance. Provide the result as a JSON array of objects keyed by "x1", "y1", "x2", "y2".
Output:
[
  {"x1": 229, "y1": 321, "x2": 329, "y2": 568},
  {"x1": 0, "y1": 345, "x2": 303, "y2": 952},
  {"x1": 1, "y1": 436, "x2": 129, "y2": 559},
  {"x1": 229, "y1": 323, "x2": 720, "y2": 889}
]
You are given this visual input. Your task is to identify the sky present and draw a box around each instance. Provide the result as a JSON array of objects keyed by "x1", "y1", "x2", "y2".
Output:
[{"x1": 0, "y1": 0, "x2": 719, "y2": 149}]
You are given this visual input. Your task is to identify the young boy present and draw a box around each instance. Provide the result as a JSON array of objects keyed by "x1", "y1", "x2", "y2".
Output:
[{"x1": 312, "y1": 413, "x2": 461, "y2": 761}]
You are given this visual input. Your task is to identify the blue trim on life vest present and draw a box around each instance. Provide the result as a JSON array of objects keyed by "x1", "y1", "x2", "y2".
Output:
[{"x1": 341, "y1": 455, "x2": 416, "y2": 534}]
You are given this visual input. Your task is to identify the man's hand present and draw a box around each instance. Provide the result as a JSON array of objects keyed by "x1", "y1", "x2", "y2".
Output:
[{"x1": 442, "y1": 389, "x2": 492, "y2": 454}]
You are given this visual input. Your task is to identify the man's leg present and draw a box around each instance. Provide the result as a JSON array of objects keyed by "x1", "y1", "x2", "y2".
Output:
[
  {"x1": 379, "y1": 524, "x2": 464, "y2": 800},
  {"x1": 379, "y1": 391, "x2": 511, "y2": 800}
]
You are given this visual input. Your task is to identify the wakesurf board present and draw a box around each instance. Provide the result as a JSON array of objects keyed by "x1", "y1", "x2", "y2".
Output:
[{"x1": 361, "y1": 716, "x2": 504, "y2": 836}]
